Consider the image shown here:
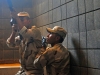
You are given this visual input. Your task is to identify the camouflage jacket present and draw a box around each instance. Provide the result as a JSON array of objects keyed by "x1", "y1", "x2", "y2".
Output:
[
  {"x1": 6, "y1": 26, "x2": 44, "y2": 74},
  {"x1": 34, "y1": 43, "x2": 70, "y2": 75}
]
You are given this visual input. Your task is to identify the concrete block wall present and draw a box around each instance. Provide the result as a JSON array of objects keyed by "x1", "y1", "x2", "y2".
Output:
[{"x1": 32, "y1": 0, "x2": 100, "y2": 75}]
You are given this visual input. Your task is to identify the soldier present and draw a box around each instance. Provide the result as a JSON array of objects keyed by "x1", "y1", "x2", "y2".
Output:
[
  {"x1": 34, "y1": 26, "x2": 70, "y2": 75},
  {"x1": 6, "y1": 11, "x2": 44, "y2": 75}
]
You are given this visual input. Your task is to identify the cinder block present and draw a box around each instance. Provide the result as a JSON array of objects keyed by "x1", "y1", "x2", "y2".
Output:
[
  {"x1": 79, "y1": 14, "x2": 86, "y2": 32},
  {"x1": 80, "y1": 32, "x2": 86, "y2": 48},
  {"x1": 61, "y1": 4, "x2": 67, "y2": 19},
  {"x1": 68, "y1": 33, "x2": 73, "y2": 48},
  {"x1": 23, "y1": 8, "x2": 33, "y2": 18},
  {"x1": 35, "y1": 5, "x2": 39, "y2": 16},
  {"x1": 88, "y1": 50, "x2": 95, "y2": 68},
  {"x1": 42, "y1": 13, "x2": 49, "y2": 25},
  {"x1": 53, "y1": 7, "x2": 61, "y2": 22},
  {"x1": 87, "y1": 30, "x2": 97, "y2": 48},
  {"x1": 36, "y1": 16, "x2": 42, "y2": 27},
  {"x1": 48, "y1": 11, "x2": 52, "y2": 24},
  {"x1": 41, "y1": 1, "x2": 48, "y2": 14},
  {"x1": 67, "y1": 0, "x2": 78, "y2": 18},
  {"x1": 94, "y1": 10, "x2": 100, "y2": 29},
  {"x1": 79, "y1": 49, "x2": 88, "y2": 67},
  {"x1": 85, "y1": 0, "x2": 94, "y2": 12},
  {"x1": 78, "y1": 0, "x2": 85, "y2": 14},
  {"x1": 67, "y1": 16, "x2": 79, "y2": 33},
  {"x1": 53, "y1": 21, "x2": 61, "y2": 27},
  {"x1": 94, "y1": 0, "x2": 100, "y2": 9},
  {"x1": 49, "y1": 24, "x2": 54, "y2": 28},
  {"x1": 86, "y1": 12, "x2": 94, "y2": 31},
  {"x1": 96, "y1": 29, "x2": 100, "y2": 48},
  {"x1": 72, "y1": 33, "x2": 80, "y2": 48},
  {"x1": 94, "y1": 50, "x2": 100, "y2": 69},
  {"x1": 62, "y1": 20, "x2": 67, "y2": 47},
  {"x1": 69, "y1": 50, "x2": 80, "y2": 66},
  {"x1": 61, "y1": 0, "x2": 66, "y2": 5},
  {"x1": 49, "y1": 0, "x2": 53, "y2": 10},
  {"x1": 33, "y1": 6, "x2": 37, "y2": 18},
  {"x1": 53, "y1": 0, "x2": 60, "y2": 8},
  {"x1": 38, "y1": 3, "x2": 42, "y2": 15}
]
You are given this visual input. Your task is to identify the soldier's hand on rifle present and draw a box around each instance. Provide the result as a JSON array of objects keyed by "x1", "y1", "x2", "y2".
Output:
[
  {"x1": 12, "y1": 24, "x2": 18, "y2": 32},
  {"x1": 42, "y1": 37, "x2": 47, "y2": 49}
]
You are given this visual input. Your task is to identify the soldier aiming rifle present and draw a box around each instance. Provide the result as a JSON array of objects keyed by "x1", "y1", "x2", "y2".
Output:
[{"x1": 6, "y1": 0, "x2": 46, "y2": 75}]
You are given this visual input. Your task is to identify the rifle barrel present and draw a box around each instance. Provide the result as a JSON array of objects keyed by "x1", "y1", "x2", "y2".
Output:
[{"x1": 6, "y1": 0, "x2": 14, "y2": 11}]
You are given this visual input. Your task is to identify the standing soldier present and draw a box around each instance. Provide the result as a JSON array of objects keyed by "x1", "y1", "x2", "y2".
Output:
[
  {"x1": 6, "y1": 11, "x2": 44, "y2": 75},
  {"x1": 34, "y1": 26, "x2": 70, "y2": 75}
]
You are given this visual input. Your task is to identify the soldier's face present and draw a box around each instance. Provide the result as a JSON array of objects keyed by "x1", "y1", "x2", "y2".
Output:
[
  {"x1": 22, "y1": 17, "x2": 31, "y2": 27},
  {"x1": 19, "y1": 17, "x2": 31, "y2": 28},
  {"x1": 47, "y1": 33, "x2": 59, "y2": 44}
]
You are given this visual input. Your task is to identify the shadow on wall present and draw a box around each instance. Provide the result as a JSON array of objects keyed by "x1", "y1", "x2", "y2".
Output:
[{"x1": 69, "y1": 38, "x2": 88, "y2": 75}]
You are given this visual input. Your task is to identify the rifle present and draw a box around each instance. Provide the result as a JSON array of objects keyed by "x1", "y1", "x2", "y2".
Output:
[
  {"x1": 7, "y1": 0, "x2": 47, "y2": 45},
  {"x1": 7, "y1": 0, "x2": 23, "y2": 40},
  {"x1": 6, "y1": 0, "x2": 17, "y2": 26}
]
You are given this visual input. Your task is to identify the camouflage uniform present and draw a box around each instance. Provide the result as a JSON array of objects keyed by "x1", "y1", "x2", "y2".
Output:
[
  {"x1": 7, "y1": 26, "x2": 44, "y2": 75},
  {"x1": 34, "y1": 26, "x2": 70, "y2": 75},
  {"x1": 34, "y1": 43, "x2": 70, "y2": 75}
]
